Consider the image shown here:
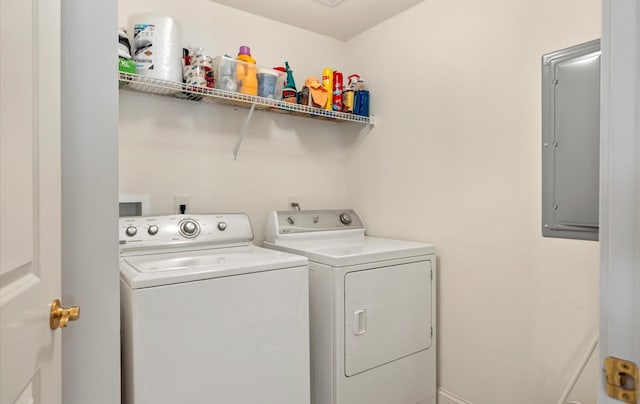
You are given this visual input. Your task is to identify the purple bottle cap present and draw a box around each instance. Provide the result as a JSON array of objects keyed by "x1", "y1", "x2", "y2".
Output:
[{"x1": 238, "y1": 46, "x2": 251, "y2": 56}]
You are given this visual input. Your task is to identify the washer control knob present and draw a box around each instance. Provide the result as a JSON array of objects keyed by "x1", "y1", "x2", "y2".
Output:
[
  {"x1": 339, "y1": 213, "x2": 352, "y2": 225},
  {"x1": 125, "y1": 226, "x2": 137, "y2": 237},
  {"x1": 287, "y1": 216, "x2": 295, "y2": 225},
  {"x1": 179, "y1": 220, "x2": 199, "y2": 238},
  {"x1": 148, "y1": 225, "x2": 159, "y2": 235},
  {"x1": 217, "y1": 222, "x2": 227, "y2": 231}
]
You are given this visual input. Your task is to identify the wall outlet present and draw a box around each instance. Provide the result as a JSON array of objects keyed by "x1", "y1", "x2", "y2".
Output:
[
  {"x1": 287, "y1": 194, "x2": 300, "y2": 210},
  {"x1": 174, "y1": 194, "x2": 191, "y2": 214}
]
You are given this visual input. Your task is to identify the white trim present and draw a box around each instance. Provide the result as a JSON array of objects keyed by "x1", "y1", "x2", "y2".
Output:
[
  {"x1": 61, "y1": 0, "x2": 120, "y2": 402},
  {"x1": 437, "y1": 387, "x2": 474, "y2": 404},
  {"x1": 599, "y1": 0, "x2": 640, "y2": 403}
]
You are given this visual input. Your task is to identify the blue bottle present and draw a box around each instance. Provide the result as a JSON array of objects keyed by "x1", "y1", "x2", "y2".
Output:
[{"x1": 353, "y1": 78, "x2": 369, "y2": 117}]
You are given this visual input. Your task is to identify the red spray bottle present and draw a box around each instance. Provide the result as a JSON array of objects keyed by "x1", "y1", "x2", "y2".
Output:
[{"x1": 333, "y1": 71, "x2": 343, "y2": 112}]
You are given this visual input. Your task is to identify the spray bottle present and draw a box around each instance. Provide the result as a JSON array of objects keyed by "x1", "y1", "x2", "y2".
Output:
[
  {"x1": 342, "y1": 74, "x2": 359, "y2": 113},
  {"x1": 332, "y1": 71, "x2": 343, "y2": 112},
  {"x1": 282, "y1": 61, "x2": 297, "y2": 103}
]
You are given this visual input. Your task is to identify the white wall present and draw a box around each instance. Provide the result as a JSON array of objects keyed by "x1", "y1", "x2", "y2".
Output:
[
  {"x1": 119, "y1": 0, "x2": 602, "y2": 403},
  {"x1": 118, "y1": 0, "x2": 361, "y2": 242},
  {"x1": 346, "y1": 1, "x2": 601, "y2": 403}
]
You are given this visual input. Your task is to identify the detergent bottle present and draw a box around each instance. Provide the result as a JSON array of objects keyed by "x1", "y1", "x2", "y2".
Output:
[
  {"x1": 342, "y1": 74, "x2": 358, "y2": 113},
  {"x1": 236, "y1": 46, "x2": 257, "y2": 95}
]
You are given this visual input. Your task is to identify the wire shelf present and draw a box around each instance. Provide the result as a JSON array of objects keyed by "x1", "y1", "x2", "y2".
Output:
[{"x1": 118, "y1": 72, "x2": 372, "y2": 125}]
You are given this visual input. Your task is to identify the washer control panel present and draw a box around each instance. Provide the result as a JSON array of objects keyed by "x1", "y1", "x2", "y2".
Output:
[
  {"x1": 274, "y1": 209, "x2": 364, "y2": 235},
  {"x1": 119, "y1": 214, "x2": 253, "y2": 252}
]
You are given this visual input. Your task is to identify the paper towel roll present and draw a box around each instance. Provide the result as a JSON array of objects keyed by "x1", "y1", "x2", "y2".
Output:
[{"x1": 129, "y1": 13, "x2": 182, "y2": 94}]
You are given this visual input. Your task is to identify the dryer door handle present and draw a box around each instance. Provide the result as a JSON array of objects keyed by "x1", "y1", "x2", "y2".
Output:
[{"x1": 353, "y1": 309, "x2": 367, "y2": 336}]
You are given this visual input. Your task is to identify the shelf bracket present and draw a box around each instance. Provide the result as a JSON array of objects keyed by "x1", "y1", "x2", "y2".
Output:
[{"x1": 233, "y1": 102, "x2": 257, "y2": 160}]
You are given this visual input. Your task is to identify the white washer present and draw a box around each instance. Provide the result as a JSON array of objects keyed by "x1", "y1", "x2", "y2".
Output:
[
  {"x1": 119, "y1": 213, "x2": 310, "y2": 404},
  {"x1": 264, "y1": 209, "x2": 436, "y2": 404}
]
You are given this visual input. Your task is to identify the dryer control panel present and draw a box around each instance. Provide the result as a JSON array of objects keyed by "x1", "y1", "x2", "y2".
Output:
[
  {"x1": 276, "y1": 209, "x2": 363, "y2": 233},
  {"x1": 265, "y1": 209, "x2": 365, "y2": 243},
  {"x1": 119, "y1": 214, "x2": 254, "y2": 253}
]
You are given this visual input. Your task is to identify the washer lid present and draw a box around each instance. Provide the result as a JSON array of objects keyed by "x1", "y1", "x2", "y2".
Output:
[
  {"x1": 120, "y1": 245, "x2": 307, "y2": 289},
  {"x1": 264, "y1": 236, "x2": 435, "y2": 267}
]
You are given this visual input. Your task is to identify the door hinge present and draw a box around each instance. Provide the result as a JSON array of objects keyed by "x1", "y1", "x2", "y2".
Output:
[
  {"x1": 430, "y1": 326, "x2": 433, "y2": 338},
  {"x1": 430, "y1": 269, "x2": 433, "y2": 280},
  {"x1": 604, "y1": 356, "x2": 638, "y2": 404}
]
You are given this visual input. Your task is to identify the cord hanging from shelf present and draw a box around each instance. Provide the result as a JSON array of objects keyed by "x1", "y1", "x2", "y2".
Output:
[{"x1": 233, "y1": 102, "x2": 256, "y2": 160}]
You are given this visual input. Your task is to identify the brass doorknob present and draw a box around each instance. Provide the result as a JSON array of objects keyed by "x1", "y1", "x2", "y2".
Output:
[{"x1": 49, "y1": 299, "x2": 80, "y2": 329}]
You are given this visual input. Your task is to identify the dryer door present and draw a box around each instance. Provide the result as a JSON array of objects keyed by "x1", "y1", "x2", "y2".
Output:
[{"x1": 344, "y1": 260, "x2": 432, "y2": 376}]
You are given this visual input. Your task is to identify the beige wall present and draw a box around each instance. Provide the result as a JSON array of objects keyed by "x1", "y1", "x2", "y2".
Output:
[
  {"x1": 346, "y1": 1, "x2": 600, "y2": 403},
  {"x1": 118, "y1": 0, "x2": 361, "y2": 242}
]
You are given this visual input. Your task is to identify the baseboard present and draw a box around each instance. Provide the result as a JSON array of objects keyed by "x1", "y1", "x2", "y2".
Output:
[{"x1": 437, "y1": 387, "x2": 474, "y2": 404}]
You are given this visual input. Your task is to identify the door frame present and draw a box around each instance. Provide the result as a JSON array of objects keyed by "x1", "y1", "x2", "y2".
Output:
[
  {"x1": 599, "y1": 0, "x2": 640, "y2": 402},
  {"x1": 60, "y1": 0, "x2": 119, "y2": 403}
]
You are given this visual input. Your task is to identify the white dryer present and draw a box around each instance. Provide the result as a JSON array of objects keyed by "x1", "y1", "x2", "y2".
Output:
[
  {"x1": 119, "y1": 213, "x2": 310, "y2": 404},
  {"x1": 264, "y1": 209, "x2": 436, "y2": 404}
]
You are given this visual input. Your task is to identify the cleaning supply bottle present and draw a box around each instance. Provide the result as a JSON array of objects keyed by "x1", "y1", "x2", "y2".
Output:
[
  {"x1": 354, "y1": 77, "x2": 370, "y2": 117},
  {"x1": 343, "y1": 74, "x2": 358, "y2": 113},
  {"x1": 282, "y1": 61, "x2": 297, "y2": 103},
  {"x1": 322, "y1": 68, "x2": 333, "y2": 110},
  {"x1": 332, "y1": 71, "x2": 343, "y2": 112},
  {"x1": 236, "y1": 46, "x2": 257, "y2": 95}
]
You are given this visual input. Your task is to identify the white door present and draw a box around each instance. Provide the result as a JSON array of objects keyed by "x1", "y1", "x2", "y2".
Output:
[
  {"x1": 0, "y1": 0, "x2": 64, "y2": 403},
  {"x1": 344, "y1": 261, "x2": 432, "y2": 376},
  {"x1": 599, "y1": 0, "x2": 640, "y2": 403}
]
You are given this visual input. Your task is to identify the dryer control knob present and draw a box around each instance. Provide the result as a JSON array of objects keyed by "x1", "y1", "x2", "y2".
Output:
[
  {"x1": 217, "y1": 222, "x2": 227, "y2": 231},
  {"x1": 148, "y1": 225, "x2": 159, "y2": 235},
  {"x1": 179, "y1": 220, "x2": 199, "y2": 238},
  {"x1": 125, "y1": 226, "x2": 137, "y2": 237},
  {"x1": 339, "y1": 213, "x2": 352, "y2": 225},
  {"x1": 287, "y1": 216, "x2": 295, "y2": 225}
]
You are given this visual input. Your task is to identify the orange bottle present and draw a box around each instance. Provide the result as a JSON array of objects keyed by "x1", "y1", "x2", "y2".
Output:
[{"x1": 236, "y1": 46, "x2": 257, "y2": 95}]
